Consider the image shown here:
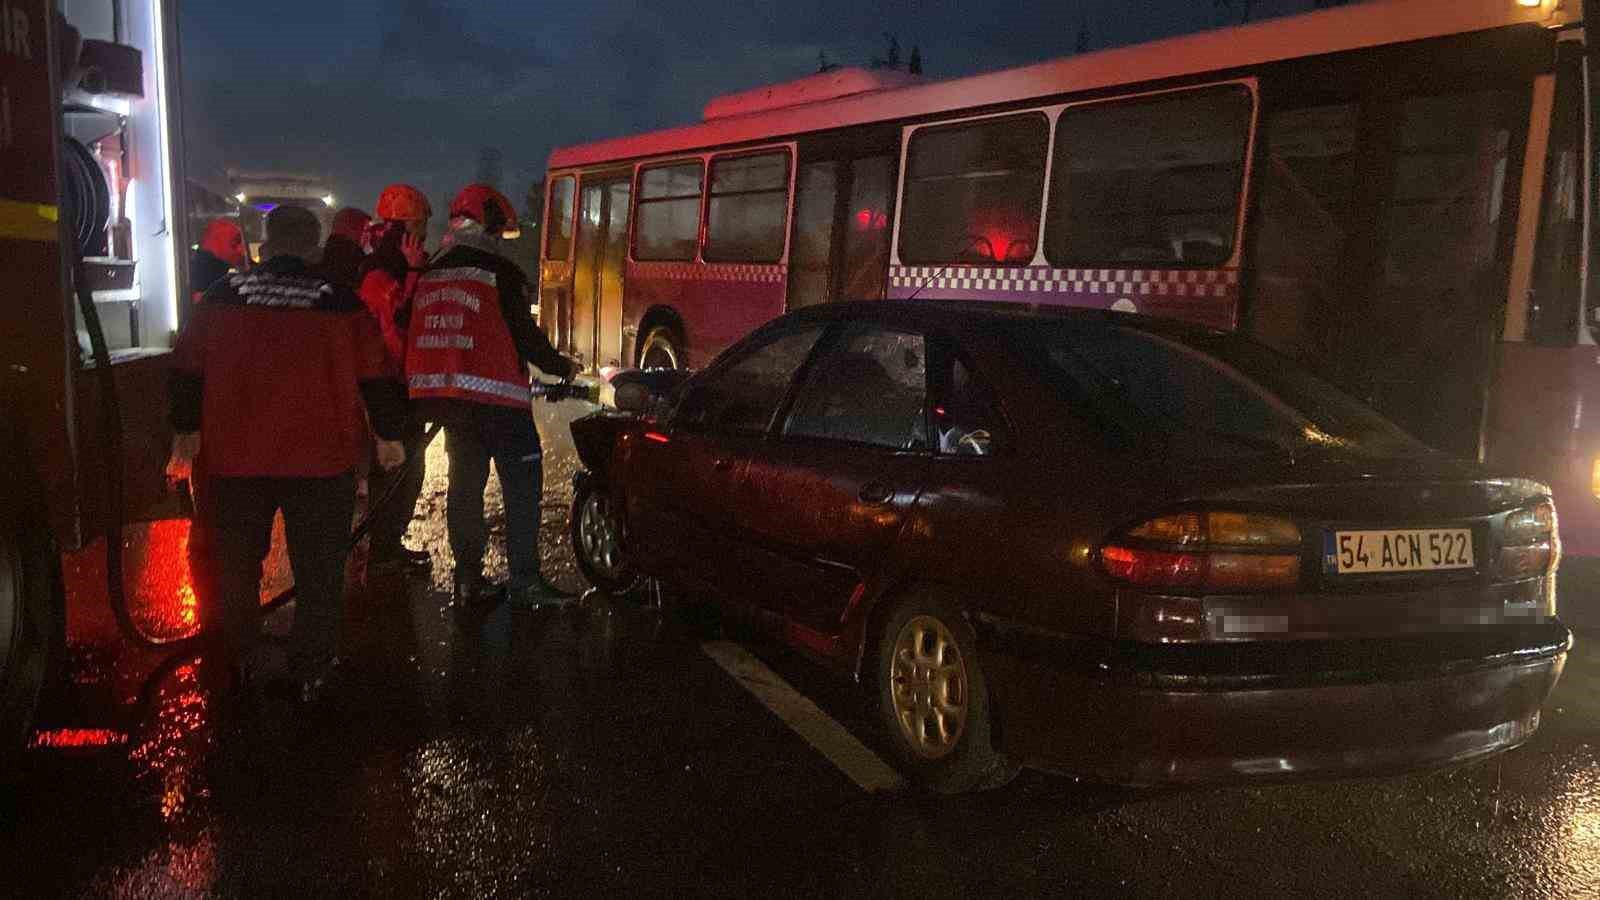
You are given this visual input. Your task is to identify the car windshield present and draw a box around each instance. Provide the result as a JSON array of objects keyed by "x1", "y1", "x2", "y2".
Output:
[{"x1": 1007, "y1": 321, "x2": 1431, "y2": 459}]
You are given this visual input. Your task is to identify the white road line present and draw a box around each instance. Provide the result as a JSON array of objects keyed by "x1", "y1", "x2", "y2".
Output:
[{"x1": 701, "y1": 641, "x2": 906, "y2": 795}]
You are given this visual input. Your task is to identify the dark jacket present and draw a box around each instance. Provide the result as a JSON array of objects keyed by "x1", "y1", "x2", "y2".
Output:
[
  {"x1": 317, "y1": 234, "x2": 366, "y2": 289},
  {"x1": 189, "y1": 248, "x2": 232, "y2": 302},
  {"x1": 170, "y1": 256, "x2": 406, "y2": 478}
]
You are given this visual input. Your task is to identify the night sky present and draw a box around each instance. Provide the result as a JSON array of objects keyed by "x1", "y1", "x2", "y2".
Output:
[{"x1": 177, "y1": 0, "x2": 1336, "y2": 224}]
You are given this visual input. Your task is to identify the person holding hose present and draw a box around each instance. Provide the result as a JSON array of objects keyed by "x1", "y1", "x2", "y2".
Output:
[
  {"x1": 402, "y1": 184, "x2": 577, "y2": 610},
  {"x1": 167, "y1": 205, "x2": 407, "y2": 701},
  {"x1": 359, "y1": 185, "x2": 434, "y2": 576}
]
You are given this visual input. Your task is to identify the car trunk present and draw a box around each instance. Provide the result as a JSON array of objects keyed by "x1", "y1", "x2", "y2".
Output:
[{"x1": 1144, "y1": 452, "x2": 1557, "y2": 641}]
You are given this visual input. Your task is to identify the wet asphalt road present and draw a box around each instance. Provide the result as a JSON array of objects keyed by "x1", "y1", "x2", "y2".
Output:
[{"x1": 6, "y1": 403, "x2": 1600, "y2": 898}]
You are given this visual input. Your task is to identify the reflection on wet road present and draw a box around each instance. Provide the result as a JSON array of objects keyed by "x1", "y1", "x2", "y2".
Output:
[{"x1": 6, "y1": 404, "x2": 1600, "y2": 897}]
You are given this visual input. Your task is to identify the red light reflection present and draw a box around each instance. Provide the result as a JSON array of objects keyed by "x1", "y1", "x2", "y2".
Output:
[
  {"x1": 29, "y1": 728, "x2": 130, "y2": 749},
  {"x1": 853, "y1": 208, "x2": 888, "y2": 231}
]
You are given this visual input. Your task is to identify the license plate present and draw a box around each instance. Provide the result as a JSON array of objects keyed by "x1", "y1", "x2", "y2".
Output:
[{"x1": 1324, "y1": 528, "x2": 1474, "y2": 575}]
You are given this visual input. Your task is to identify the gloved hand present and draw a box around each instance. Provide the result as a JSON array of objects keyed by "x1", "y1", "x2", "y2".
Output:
[
  {"x1": 165, "y1": 432, "x2": 201, "y2": 486},
  {"x1": 375, "y1": 439, "x2": 406, "y2": 471}
]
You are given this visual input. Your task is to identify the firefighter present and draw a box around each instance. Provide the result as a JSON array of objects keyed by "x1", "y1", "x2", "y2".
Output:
[
  {"x1": 167, "y1": 205, "x2": 407, "y2": 700},
  {"x1": 359, "y1": 185, "x2": 434, "y2": 576},
  {"x1": 403, "y1": 184, "x2": 577, "y2": 610},
  {"x1": 189, "y1": 218, "x2": 247, "y2": 304}
]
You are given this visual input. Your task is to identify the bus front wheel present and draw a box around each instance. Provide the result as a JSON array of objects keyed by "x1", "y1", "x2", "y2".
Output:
[
  {"x1": 637, "y1": 326, "x2": 684, "y2": 371},
  {"x1": 0, "y1": 524, "x2": 62, "y2": 775}
]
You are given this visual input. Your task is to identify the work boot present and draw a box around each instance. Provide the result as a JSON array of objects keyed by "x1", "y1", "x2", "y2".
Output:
[
  {"x1": 370, "y1": 546, "x2": 432, "y2": 577},
  {"x1": 508, "y1": 576, "x2": 576, "y2": 611},
  {"x1": 452, "y1": 573, "x2": 504, "y2": 609}
]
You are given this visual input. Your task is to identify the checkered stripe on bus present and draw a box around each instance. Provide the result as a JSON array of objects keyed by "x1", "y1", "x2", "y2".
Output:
[
  {"x1": 888, "y1": 266, "x2": 1239, "y2": 298},
  {"x1": 627, "y1": 262, "x2": 787, "y2": 283}
]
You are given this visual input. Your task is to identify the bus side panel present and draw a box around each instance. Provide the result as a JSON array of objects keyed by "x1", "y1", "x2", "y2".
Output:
[
  {"x1": 625, "y1": 263, "x2": 788, "y2": 369},
  {"x1": 885, "y1": 264, "x2": 1239, "y2": 332},
  {"x1": 0, "y1": 0, "x2": 81, "y2": 549},
  {"x1": 1487, "y1": 342, "x2": 1600, "y2": 558}
]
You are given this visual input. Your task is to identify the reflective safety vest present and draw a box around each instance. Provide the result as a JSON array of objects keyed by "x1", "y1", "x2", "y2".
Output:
[{"x1": 404, "y1": 265, "x2": 531, "y2": 408}]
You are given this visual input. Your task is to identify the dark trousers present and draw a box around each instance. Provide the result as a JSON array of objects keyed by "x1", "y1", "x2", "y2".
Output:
[
  {"x1": 443, "y1": 403, "x2": 544, "y2": 589},
  {"x1": 207, "y1": 473, "x2": 356, "y2": 677},
  {"x1": 368, "y1": 417, "x2": 429, "y2": 560}
]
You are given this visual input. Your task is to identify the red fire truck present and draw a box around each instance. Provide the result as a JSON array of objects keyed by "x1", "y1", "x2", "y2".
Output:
[{"x1": 2, "y1": 0, "x2": 189, "y2": 768}]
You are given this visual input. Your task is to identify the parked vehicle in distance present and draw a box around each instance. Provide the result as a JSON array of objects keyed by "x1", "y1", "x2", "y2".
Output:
[{"x1": 581, "y1": 300, "x2": 1570, "y2": 793}]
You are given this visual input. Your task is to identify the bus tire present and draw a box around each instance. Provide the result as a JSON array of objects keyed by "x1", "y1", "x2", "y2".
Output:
[
  {"x1": 637, "y1": 325, "x2": 684, "y2": 371},
  {"x1": 0, "y1": 522, "x2": 63, "y2": 775}
]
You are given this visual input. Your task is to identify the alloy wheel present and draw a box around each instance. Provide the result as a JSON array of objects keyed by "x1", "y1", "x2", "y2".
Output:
[
  {"x1": 889, "y1": 614, "x2": 969, "y2": 760},
  {"x1": 578, "y1": 490, "x2": 620, "y2": 579}
]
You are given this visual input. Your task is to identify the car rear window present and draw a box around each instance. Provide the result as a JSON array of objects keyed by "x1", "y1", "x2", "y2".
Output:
[{"x1": 1008, "y1": 322, "x2": 1429, "y2": 459}]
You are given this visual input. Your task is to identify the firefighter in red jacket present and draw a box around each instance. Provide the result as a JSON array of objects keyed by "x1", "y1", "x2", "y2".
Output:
[
  {"x1": 167, "y1": 206, "x2": 407, "y2": 699},
  {"x1": 359, "y1": 184, "x2": 434, "y2": 575},
  {"x1": 404, "y1": 184, "x2": 577, "y2": 609}
]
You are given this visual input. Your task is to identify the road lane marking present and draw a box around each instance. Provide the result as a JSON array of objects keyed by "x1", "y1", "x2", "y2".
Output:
[{"x1": 701, "y1": 641, "x2": 905, "y2": 795}]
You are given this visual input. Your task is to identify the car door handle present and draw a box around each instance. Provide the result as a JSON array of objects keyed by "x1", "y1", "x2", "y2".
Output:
[
  {"x1": 858, "y1": 481, "x2": 894, "y2": 505},
  {"x1": 712, "y1": 456, "x2": 736, "y2": 472}
]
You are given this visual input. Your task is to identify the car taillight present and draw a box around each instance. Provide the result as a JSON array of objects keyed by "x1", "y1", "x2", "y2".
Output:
[
  {"x1": 1500, "y1": 501, "x2": 1558, "y2": 578},
  {"x1": 1100, "y1": 512, "x2": 1302, "y2": 592}
]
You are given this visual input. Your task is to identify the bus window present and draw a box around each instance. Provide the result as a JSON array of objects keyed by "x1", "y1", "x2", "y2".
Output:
[
  {"x1": 1250, "y1": 102, "x2": 1359, "y2": 363},
  {"x1": 1528, "y1": 44, "x2": 1584, "y2": 347},
  {"x1": 1046, "y1": 86, "x2": 1252, "y2": 267},
  {"x1": 899, "y1": 113, "x2": 1048, "y2": 265},
  {"x1": 789, "y1": 162, "x2": 839, "y2": 309},
  {"x1": 544, "y1": 175, "x2": 576, "y2": 260},
  {"x1": 843, "y1": 156, "x2": 893, "y2": 299},
  {"x1": 705, "y1": 151, "x2": 791, "y2": 263},
  {"x1": 635, "y1": 161, "x2": 704, "y2": 261}
]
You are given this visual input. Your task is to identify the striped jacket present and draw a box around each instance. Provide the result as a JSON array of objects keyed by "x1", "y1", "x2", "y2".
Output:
[{"x1": 402, "y1": 245, "x2": 573, "y2": 410}]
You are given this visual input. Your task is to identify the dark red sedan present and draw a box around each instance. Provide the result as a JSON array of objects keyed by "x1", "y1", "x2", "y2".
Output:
[{"x1": 580, "y1": 301, "x2": 1570, "y2": 793}]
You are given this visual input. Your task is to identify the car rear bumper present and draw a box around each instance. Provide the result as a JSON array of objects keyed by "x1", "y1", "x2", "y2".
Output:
[{"x1": 977, "y1": 620, "x2": 1570, "y2": 785}]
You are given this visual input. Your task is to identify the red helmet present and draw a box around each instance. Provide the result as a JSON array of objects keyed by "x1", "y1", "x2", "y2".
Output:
[
  {"x1": 449, "y1": 184, "x2": 517, "y2": 232},
  {"x1": 200, "y1": 218, "x2": 247, "y2": 268},
  {"x1": 330, "y1": 207, "x2": 371, "y2": 243},
  {"x1": 376, "y1": 184, "x2": 432, "y2": 223}
]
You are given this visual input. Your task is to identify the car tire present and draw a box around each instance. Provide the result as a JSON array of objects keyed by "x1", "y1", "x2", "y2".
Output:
[
  {"x1": 570, "y1": 478, "x2": 640, "y2": 596},
  {"x1": 0, "y1": 524, "x2": 63, "y2": 775},
  {"x1": 873, "y1": 593, "x2": 1018, "y2": 794},
  {"x1": 637, "y1": 326, "x2": 683, "y2": 371}
]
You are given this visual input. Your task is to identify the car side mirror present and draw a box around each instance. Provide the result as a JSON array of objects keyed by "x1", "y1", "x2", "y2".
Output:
[{"x1": 614, "y1": 381, "x2": 657, "y2": 415}]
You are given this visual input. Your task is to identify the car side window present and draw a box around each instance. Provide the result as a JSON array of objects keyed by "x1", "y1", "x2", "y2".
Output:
[
  {"x1": 672, "y1": 326, "x2": 823, "y2": 435},
  {"x1": 784, "y1": 325, "x2": 929, "y2": 450},
  {"x1": 932, "y1": 349, "x2": 1008, "y2": 457}
]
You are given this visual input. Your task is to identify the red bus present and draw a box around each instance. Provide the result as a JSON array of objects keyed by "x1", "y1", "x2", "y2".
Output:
[
  {"x1": 540, "y1": 0, "x2": 1600, "y2": 571},
  {"x1": 2, "y1": 0, "x2": 192, "y2": 765}
]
